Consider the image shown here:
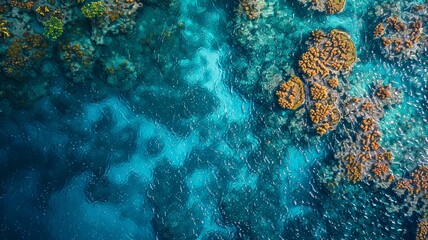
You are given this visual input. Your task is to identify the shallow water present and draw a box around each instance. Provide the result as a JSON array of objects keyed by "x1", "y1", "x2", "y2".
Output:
[{"x1": 0, "y1": 0, "x2": 427, "y2": 239}]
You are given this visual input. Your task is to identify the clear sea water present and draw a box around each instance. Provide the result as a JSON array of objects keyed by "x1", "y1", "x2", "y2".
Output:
[{"x1": 0, "y1": 0, "x2": 427, "y2": 239}]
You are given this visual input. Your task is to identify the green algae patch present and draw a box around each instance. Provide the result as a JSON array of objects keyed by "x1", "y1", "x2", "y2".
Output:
[{"x1": 43, "y1": 16, "x2": 63, "y2": 41}]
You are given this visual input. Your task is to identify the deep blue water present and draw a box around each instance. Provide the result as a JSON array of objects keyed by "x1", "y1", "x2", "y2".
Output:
[{"x1": 0, "y1": 0, "x2": 428, "y2": 239}]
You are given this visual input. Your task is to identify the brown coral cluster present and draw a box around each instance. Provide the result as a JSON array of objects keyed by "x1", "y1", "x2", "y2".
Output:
[
  {"x1": 36, "y1": 5, "x2": 50, "y2": 17},
  {"x1": 417, "y1": 219, "x2": 428, "y2": 240},
  {"x1": 345, "y1": 154, "x2": 362, "y2": 183},
  {"x1": 310, "y1": 82, "x2": 328, "y2": 100},
  {"x1": 372, "y1": 162, "x2": 389, "y2": 177},
  {"x1": 295, "y1": 29, "x2": 356, "y2": 135},
  {"x1": 275, "y1": 76, "x2": 305, "y2": 110},
  {"x1": 396, "y1": 179, "x2": 414, "y2": 194},
  {"x1": 1, "y1": 33, "x2": 48, "y2": 80},
  {"x1": 60, "y1": 42, "x2": 93, "y2": 68},
  {"x1": 360, "y1": 118, "x2": 375, "y2": 132},
  {"x1": 412, "y1": 166, "x2": 428, "y2": 194},
  {"x1": 10, "y1": 0, "x2": 34, "y2": 10},
  {"x1": 237, "y1": 0, "x2": 266, "y2": 20},
  {"x1": 327, "y1": 77, "x2": 339, "y2": 88},
  {"x1": 299, "y1": 29, "x2": 356, "y2": 78},
  {"x1": 376, "y1": 85, "x2": 392, "y2": 100},
  {"x1": 362, "y1": 101, "x2": 375, "y2": 112},
  {"x1": 373, "y1": 8, "x2": 424, "y2": 61},
  {"x1": 362, "y1": 130, "x2": 381, "y2": 151},
  {"x1": 298, "y1": 0, "x2": 345, "y2": 14},
  {"x1": 310, "y1": 30, "x2": 326, "y2": 43},
  {"x1": 396, "y1": 166, "x2": 428, "y2": 197},
  {"x1": 331, "y1": 84, "x2": 401, "y2": 185},
  {"x1": 309, "y1": 102, "x2": 333, "y2": 124},
  {"x1": 316, "y1": 123, "x2": 331, "y2": 135},
  {"x1": 325, "y1": 0, "x2": 346, "y2": 14},
  {"x1": 374, "y1": 23, "x2": 385, "y2": 38}
]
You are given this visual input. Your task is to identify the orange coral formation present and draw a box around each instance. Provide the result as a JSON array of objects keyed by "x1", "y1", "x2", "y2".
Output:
[
  {"x1": 275, "y1": 76, "x2": 305, "y2": 110},
  {"x1": 0, "y1": 19, "x2": 9, "y2": 38},
  {"x1": 302, "y1": 0, "x2": 345, "y2": 14},
  {"x1": 11, "y1": 0, "x2": 34, "y2": 10},
  {"x1": 362, "y1": 130, "x2": 381, "y2": 151},
  {"x1": 360, "y1": 118, "x2": 375, "y2": 132},
  {"x1": 376, "y1": 85, "x2": 391, "y2": 100},
  {"x1": 386, "y1": 17, "x2": 406, "y2": 32},
  {"x1": 325, "y1": 0, "x2": 345, "y2": 14},
  {"x1": 375, "y1": 13, "x2": 424, "y2": 61},
  {"x1": 310, "y1": 82, "x2": 328, "y2": 100},
  {"x1": 299, "y1": 29, "x2": 356, "y2": 78},
  {"x1": 316, "y1": 123, "x2": 331, "y2": 135},
  {"x1": 396, "y1": 179, "x2": 414, "y2": 194},
  {"x1": 311, "y1": 30, "x2": 326, "y2": 43},
  {"x1": 327, "y1": 77, "x2": 339, "y2": 88},
  {"x1": 329, "y1": 107, "x2": 341, "y2": 125},
  {"x1": 372, "y1": 162, "x2": 389, "y2": 177},
  {"x1": 345, "y1": 154, "x2": 362, "y2": 183},
  {"x1": 395, "y1": 166, "x2": 427, "y2": 196},
  {"x1": 59, "y1": 41, "x2": 94, "y2": 75},
  {"x1": 381, "y1": 37, "x2": 392, "y2": 46},
  {"x1": 376, "y1": 152, "x2": 393, "y2": 162},
  {"x1": 412, "y1": 166, "x2": 428, "y2": 194},
  {"x1": 309, "y1": 102, "x2": 333, "y2": 124},
  {"x1": 417, "y1": 220, "x2": 428, "y2": 240},
  {"x1": 362, "y1": 101, "x2": 375, "y2": 112},
  {"x1": 374, "y1": 23, "x2": 385, "y2": 37}
]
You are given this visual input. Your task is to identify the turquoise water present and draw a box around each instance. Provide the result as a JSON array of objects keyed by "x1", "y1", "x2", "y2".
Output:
[{"x1": 0, "y1": 0, "x2": 427, "y2": 239}]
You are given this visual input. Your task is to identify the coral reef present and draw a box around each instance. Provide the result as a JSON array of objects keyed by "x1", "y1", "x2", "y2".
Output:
[
  {"x1": 417, "y1": 219, "x2": 428, "y2": 240},
  {"x1": 289, "y1": 29, "x2": 357, "y2": 135},
  {"x1": 327, "y1": 77, "x2": 339, "y2": 88},
  {"x1": 395, "y1": 166, "x2": 428, "y2": 196},
  {"x1": 43, "y1": 16, "x2": 63, "y2": 40},
  {"x1": 275, "y1": 75, "x2": 305, "y2": 110},
  {"x1": 10, "y1": 0, "x2": 35, "y2": 10},
  {"x1": 299, "y1": 29, "x2": 356, "y2": 78},
  {"x1": 87, "y1": 0, "x2": 143, "y2": 44},
  {"x1": 1, "y1": 33, "x2": 50, "y2": 80},
  {"x1": 236, "y1": 0, "x2": 266, "y2": 20},
  {"x1": 103, "y1": 53, "x2": 138, "y2": 91},
  {"x1": 298, "y1": 0, "x2": 346, "y2": 14},
  {"x1": 331, "y1": 83, "x2": 401, "y2": 186},
  {"x1": 373, "y1": 3, "x2": 427, "y2": 61},
  {"x1": 392, "y1": 164, "x2": 428, "y2": 218},
  {"x1": 376, "y1": 84, "x2": 391, "y2": 100},
  {"x1": 310, "y1": 82, "x2": 328, "y2": 100},
  {"x1": 81, "y1": 1, "x2": 106, "y2": 19},
  {"x1": 309, "y1": 102, "x2": 333, "y2": 124},
  {"x1": 58, "y1": 39, "x2": 95, "y2": 82}
]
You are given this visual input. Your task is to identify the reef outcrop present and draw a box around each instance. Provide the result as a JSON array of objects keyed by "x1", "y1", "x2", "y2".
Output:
[
  {"x1": 293, "y1": 29, "x2": 356, "y2": 135},
  {"x1": 417, "y1": 219, "x2": 428, "y2": 240},
  {"x1": 332, "y1": 83, "x2": 401, "y2": 186},
  {"x1": 298, "y1": 0, "x2": 346, "y2": 14},
  {"x1": 275, "y1": 76, "x2": 305, "y2": 110},
  {"x1": 1, "y1": 33, "x2": 50, "y2": 80},
  {"x1": 373, "y1": 2, "x2": 427, "y2": 61},
  {"x1": 236, "y1": 0, "x2": 266, "y2": 20},
  {"x1": 299, "y1": 29, "x2": 356, "y2": 79}
]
